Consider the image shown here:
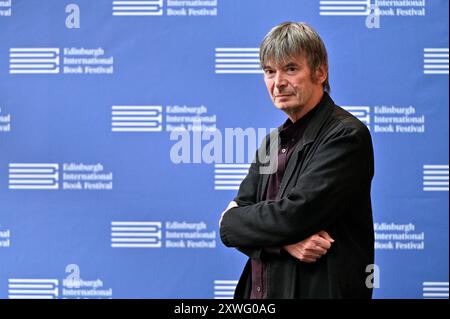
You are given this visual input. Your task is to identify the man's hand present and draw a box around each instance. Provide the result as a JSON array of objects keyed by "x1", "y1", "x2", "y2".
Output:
[
  {"x1": 283, "y1": 231, "x2": 334, "y2": 263},
  {"x1": 219, "y1": 201, "x2": 238, "y2": 227}
]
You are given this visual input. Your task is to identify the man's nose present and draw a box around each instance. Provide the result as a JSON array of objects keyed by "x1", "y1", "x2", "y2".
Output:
[{"x1": 274, "y1": 72, "x2": 287, "y2": 89}]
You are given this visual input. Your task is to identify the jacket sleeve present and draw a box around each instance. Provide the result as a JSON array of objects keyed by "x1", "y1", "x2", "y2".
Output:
[
  {"x1": 220, "y1": 124, "x2": 373, "y2": 248},
  {"x1": 229, "y1": 132, "x2": 278, "y2": 259},
  {"x1": 232, "y1": 155, "x2": 263, "y2": 259},
  {"x1": 233, "y1": 153, "x2": 261, "y2": 207}
]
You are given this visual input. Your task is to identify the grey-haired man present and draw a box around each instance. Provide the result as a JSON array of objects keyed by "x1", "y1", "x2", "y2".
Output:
[{"x1": 220, "y1": 22, "x2": 375, "y2": 299}]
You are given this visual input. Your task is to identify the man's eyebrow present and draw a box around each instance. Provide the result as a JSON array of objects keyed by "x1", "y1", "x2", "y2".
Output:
[
  {"x1": 284, "y1": 62, "x2": 300, "y2": 68},
  {"x1": 262, "y1": 62, "x2": 302, "y2": 69}
]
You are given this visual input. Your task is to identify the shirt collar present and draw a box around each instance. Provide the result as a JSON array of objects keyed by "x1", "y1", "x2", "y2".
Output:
[{"x1": 279, "y1": 92, "x2": 326, "y2": 142}]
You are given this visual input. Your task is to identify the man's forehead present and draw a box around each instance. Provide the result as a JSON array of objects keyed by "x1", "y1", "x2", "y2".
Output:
[{"x1": 263, "y1": 54, "x2": 307, "y2": 68}]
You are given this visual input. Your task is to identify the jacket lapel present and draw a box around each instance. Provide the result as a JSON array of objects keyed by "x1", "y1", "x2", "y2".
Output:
[
  {"x1": 277, "y1": 142, "x2": 305, "y2": 200},
  {"x1": 277, "y1": 93, "x2": 335, "y2": 199}
]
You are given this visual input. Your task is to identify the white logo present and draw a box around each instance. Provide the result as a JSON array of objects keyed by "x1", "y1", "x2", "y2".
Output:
[
  {"x1": 422, "y1": 282, "x2": 449, "y2": 299},
  {"x1": 111, "y1": 105, "x2": 162, "y2": 132},
  {"x1": 215, "y1": 48, "x2": 262, "y2": 74},
  {"x1": 214, "y1": 163, "x2": 250, "y2": 191},
  {"x1": 213, "y1": 280, "x2": 238, "y2": 299},
  {"x1": 374, "y1": 222, "x2": 424, "y2": 250},
  {"x1": 320, "y1": 0, "x2": 370, "y2": 16},
  {"x1": 8, "y1": 163, "x2": 113, "y2": 191},
  {"x1": 8, "y1": 279, "x2": 59, "y2": 299},
  {"x1": 0, "y1": 0, "x2": 12, "y2": 17},
  {"x1": 0, "y1": 105, "x2": 11, "y2": 133},
  {"x1": 0, "y1": 225, "x2": 10, "y2": 248},
  {"x1": 8, "y1": 163, "x2": 59, "y2": 190},
  {"x1": 9, "y1": 48, "x2": 60, "y2": 74},
  {"x1": 62, "y1": 264, "x2": 113, "y2": 298},
  {"x1": 423, "y1": 165, "x2": 449, "y2": 192},
  {"x1": 111, "y1": 221, "x2": 162, "y2": 248},
  {"x1": 9, "y1": 47, "x2": 114, "y2": 75},
  {"x1": 342, "y1": 106, "x2": 370, "y2": 129},
  {"x1": 112, "y1": 0, "x2": 163, "y2": 16},
  {"x1": 423, "y1": 48, "x2": 449, "y2": 75},
  {"x1": 8, "y1": 265, "x2": 112, "y2": 299},
  {"x1": 112, "y1": 0, "x2": 218, "y2": 17},
  {"x1": 344, "y1": 105, "x2": 427, "y2": 134}
]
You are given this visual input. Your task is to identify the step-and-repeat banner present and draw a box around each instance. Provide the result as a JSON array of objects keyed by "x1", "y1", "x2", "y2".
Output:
[{"x1": 0, "y1": 0, "x2": 448, "y2": 299}]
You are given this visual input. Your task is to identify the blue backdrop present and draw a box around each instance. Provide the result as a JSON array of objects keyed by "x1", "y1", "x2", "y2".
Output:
[{"x1": 0, "y1": 0, "x2": 448, "y2": 299}]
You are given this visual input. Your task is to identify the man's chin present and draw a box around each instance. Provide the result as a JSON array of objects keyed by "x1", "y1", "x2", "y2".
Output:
[{"x1": 275, "y1": 103, "x2": 294, "y2": 112}]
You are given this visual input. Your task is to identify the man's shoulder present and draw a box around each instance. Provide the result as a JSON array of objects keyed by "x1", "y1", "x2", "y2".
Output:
[{"x1": 325, "y1": 104, "x2": 371, "y2": 139}]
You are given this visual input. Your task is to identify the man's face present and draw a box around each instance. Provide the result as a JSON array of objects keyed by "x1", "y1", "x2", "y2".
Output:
[{"x1": 263, "y1": 55, "x2": 323, "y2": 117}]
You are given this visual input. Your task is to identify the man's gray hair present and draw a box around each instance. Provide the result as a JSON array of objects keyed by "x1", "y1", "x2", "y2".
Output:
[{"x1": 260, "y1": 22, "x2": 330, "y2": 93}]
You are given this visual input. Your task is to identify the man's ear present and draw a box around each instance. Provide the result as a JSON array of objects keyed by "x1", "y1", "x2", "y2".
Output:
[{"x1": 315, "y1": 64, "x2": 328, "y2": 85}]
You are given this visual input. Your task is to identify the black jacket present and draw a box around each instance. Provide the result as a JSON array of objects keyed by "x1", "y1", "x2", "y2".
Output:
[{"x1": 220, "y1": 93, "x2": 375, "y2": 299}]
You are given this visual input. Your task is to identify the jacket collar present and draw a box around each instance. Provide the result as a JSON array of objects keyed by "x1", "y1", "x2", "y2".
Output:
[
  {"x1": 288, "y1": 91, "x2": 335, "y2": 152},
  {"x1": 260, "y1": 92, "x2": 336, "y2": 200}
]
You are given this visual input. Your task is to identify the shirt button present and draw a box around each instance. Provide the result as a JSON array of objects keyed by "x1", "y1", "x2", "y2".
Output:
[
  {"x1": 281, "y1": 148, "x2": 286, "y2": 154},
  {"x1": 256, "y1": 286, "x2": 261, "y2": 292}
]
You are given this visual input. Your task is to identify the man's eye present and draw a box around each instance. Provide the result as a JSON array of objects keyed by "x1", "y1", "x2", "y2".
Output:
[{"x1": 287, "y1": 67, "x2": 297, "y2": 72}]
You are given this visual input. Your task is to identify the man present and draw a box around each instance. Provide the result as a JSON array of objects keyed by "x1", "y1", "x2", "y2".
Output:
[{"x1": 219, "y1": 22, "x2": 375, "y2": 299}]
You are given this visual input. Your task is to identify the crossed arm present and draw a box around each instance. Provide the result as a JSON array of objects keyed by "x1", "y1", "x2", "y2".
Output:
[
  {"x1": 220, "y1": 201, "x2": 334, "y2": 263},
  {"x1": 219, "y1": 126, "x2": 371, "y2": 262}
]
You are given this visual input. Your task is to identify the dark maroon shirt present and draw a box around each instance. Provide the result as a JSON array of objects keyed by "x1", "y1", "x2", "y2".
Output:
[{"x1": 250, "y1": 104, "x2": 320, "y2": 299}]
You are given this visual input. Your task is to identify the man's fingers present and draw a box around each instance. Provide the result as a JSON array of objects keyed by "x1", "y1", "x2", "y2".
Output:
[
  {"x1": 301, "y1": 243, "x2": 326, "y2": 255},
  {"x1": 318, "y1": 230, "x2": 335, "y2": 243},
  {"x1": 313, "y1": 236, "x2": 332, "y2": 250},
  {"x1": 284, "y1": 246, "x2": 318, "y2": 260},
  {"x1": 227, "y1": 201, "x2": 238, "y2": 210},
  {"x1": 284, "y1": 247, "x2": 320, "y2": 263},
  {"x1": 308, "y1": 246, "x2": 327, "y2": 255},
  {"x1": 302, "y1": 251, "x2": 321, "y2": 259},
  {"x1": 220, "y1": 201, "x2": 238, "y2": 227},
  {"x1": 285, "y1": 233, "x2": 335, "y2": 262},
  {"x1": 293, "y1": 247, "x2": 321, "y2": 259}
]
